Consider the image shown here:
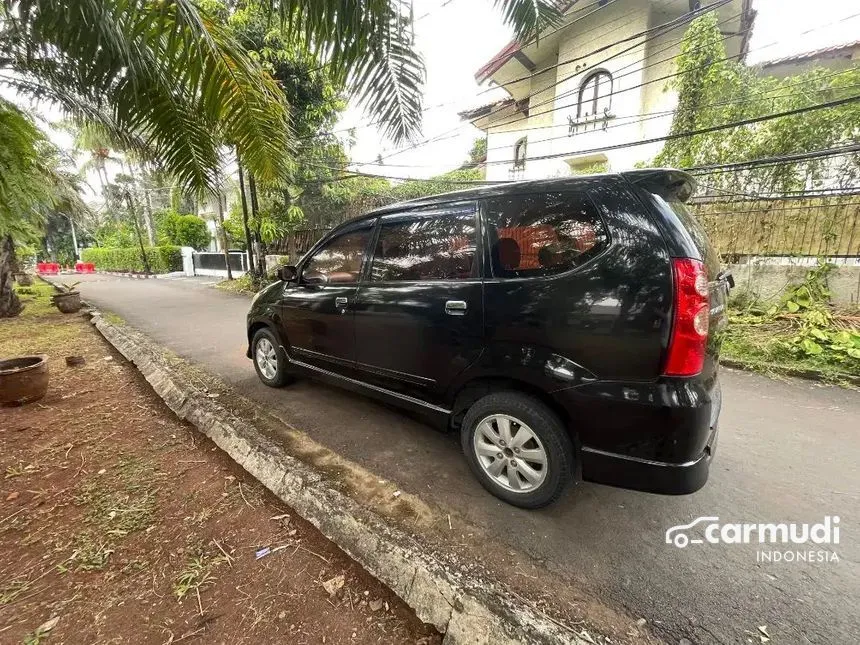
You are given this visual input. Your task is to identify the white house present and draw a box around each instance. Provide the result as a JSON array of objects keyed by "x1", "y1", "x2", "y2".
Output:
[{"x1": 460, "y1": 0, "x2": 754, "y2": 181}]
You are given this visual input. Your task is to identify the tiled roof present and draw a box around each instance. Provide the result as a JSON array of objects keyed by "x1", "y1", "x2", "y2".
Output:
[
  {"x1": 759, "y1": 40, "x2": 860, "y2": 68},
  {"x1": 475, "y1": 0, "x2": 577, "y2": 83},
  {"x1": 458, "y1": 98, "x2": 516, "y2": 120}
]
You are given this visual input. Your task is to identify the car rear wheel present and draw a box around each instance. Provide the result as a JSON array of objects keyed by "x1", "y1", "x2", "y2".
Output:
[
  {"x1": 252, "y1": 328, "x2": 291, "y2": 387},
  {"x1": 461, "y1": 392, "x2": 574, "y2": 509}
]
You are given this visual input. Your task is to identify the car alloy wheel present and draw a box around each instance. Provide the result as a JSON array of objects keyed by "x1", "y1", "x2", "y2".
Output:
[
  {"x1": 255, "y1": 337, "x2": 278, "y2": 380},
  {"x1": 472, "y1": 414, "x2": 548, "y2": 493}
]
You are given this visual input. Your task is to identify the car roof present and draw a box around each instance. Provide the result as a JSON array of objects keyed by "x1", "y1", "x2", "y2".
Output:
[{"x1": 355, "y1": 168, "x2": 692, "y2": 221}]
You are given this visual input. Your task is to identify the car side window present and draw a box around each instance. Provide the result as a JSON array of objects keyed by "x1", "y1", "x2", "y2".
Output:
[
  {"x1": 370, "y1": 207, "x2": 478, "y2": 282},
  {"x1": 485, "y1": 192, "x2": 608, "y2": 278},
  {"x1": 302, "y1": 227, "x2": 372, "y2": 284}
]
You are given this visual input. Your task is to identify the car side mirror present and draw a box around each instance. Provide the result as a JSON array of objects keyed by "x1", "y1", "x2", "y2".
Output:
[{"x1": 277, "y1": 265, "x2": 297, "y2": 282}]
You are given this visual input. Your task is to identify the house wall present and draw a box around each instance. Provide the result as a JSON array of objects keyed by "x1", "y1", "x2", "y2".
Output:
[
  {"x1": 480, "y1": 0, "x2": 749, "y2": 182},
  {"x1": 483, "y1": 0, "x2": 687, "y2": 182}
]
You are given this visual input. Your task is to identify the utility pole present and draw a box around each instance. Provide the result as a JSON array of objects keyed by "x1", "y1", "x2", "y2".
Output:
[{"x1": 247, "y1": 172, "x2": 266, "y2": 276}]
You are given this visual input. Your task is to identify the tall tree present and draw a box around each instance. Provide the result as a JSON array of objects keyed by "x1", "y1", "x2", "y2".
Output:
[{"x1": 0, "y1": 100, "x2": 84, "y2": 316}]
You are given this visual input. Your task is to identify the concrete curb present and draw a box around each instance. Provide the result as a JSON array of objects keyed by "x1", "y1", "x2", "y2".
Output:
[
  {"x1": 97, "y1": 271, "x2": 161, "y2": 279},
  {"x1": 90, "y1": 311, "x2": 593, "y2": 645}
]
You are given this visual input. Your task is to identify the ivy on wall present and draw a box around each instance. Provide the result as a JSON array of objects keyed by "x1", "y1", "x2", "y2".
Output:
[{"x1": 655, "y1": 13, "x2": 860, "y2": 196}]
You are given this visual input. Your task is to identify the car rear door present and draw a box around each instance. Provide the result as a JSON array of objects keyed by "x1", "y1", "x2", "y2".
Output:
[{"x1": 351, "y1": 203, "x2": 484, "y2": 401}]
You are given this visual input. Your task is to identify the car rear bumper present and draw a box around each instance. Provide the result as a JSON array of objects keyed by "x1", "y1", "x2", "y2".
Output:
[{"x1": 580, "y1": 423, "x2": 718, "y2": 494}]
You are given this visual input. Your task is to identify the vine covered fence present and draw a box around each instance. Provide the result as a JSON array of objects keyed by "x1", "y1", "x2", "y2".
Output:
[{"x1": 691, "y1": 194, "x2": 860, "y2": 260}]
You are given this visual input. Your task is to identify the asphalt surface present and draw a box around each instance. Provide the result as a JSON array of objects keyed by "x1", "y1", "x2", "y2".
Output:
[{"x1": 66, "y1": 273, "x2": 859, "y2": 645}]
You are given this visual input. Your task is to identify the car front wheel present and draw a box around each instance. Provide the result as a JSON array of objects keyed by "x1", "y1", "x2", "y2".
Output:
[
  {"x1": 461, "y1": 392, "x2": 574, "y2": 509},
  {"x1": 252, "y1": 328, "x2": 291, "y2": 387}
]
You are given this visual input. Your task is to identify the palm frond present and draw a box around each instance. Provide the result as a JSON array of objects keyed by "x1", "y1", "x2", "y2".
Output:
[
  {"x1": 0, "y1": 0, "x2": 291, "y2": 194},
  {"x1": 267, "y1": 0, "x2": 558, "y2": 143},
  {"x1": 492, "y1": 0, "x2": 563, "y2": 43}
]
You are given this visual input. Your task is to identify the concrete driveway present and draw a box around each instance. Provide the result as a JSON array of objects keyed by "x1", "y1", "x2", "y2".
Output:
[{"x1": 65, "y1": 273, "x2": 860, "y2": 645}]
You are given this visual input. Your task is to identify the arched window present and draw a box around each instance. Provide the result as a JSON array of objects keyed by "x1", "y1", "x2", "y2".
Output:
[
  {"x1": 513, "y1": 137, "x2": 527, "y2": 168},
  {"x1": 577, "y1": 71, "x2": 613, "y2": 119}
]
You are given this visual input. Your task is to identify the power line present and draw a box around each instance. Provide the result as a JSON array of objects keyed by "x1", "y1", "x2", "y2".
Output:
[
  {"x1": 330, "y1": 94, "x2": 860, "y2": 180},
  {"x1": 351, "y1": 8, "x2": 860, "y2": 167},
  {"x1": 356, "y1": 76, "x2": 860, "y2": 168},
  {"x1": 311, "y1": 0, "x2": 686, "y2": 143},
  {"x1": 355, "y1": 6, "x2": 744, "y2": 166}
]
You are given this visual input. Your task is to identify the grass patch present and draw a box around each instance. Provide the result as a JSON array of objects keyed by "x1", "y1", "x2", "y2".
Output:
[
  {"x1": 214, "y1": 273, "x2": 257, "y2": 295},
  {"x1": 74, "y1": 455, "x2": 161, "y2": 536},
  {"x1": 66, "y1": 533, "x2": 115, "y2": 571},
  {"x1": 15, "y1": 281, "x2": 56, "y2": 318},
  {"x1": 173, "y1": 550, "x2": 227, "y2": 600},
  {"x1": 103, "y1": 311, "x2": 125, "y2": 325}
]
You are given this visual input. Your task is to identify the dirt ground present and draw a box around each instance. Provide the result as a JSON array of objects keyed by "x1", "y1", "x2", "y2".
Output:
[{"x1": 0, "y1": 282, "x2": 440, "y2": 645}]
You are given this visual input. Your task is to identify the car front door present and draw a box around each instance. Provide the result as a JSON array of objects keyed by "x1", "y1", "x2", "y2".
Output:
[
  {"x1": 351, "y1": 203, "x2": 484, "y2": 402},
  {"x1": 280, "y1": 220, "x2": 374, "y2": 372}
]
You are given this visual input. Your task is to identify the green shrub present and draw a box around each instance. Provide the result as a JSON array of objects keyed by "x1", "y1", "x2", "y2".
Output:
[
  {"x1": 81, "y1": 246, "x2": 182, "y2": 274},
  {"x1": 155, "y1": 210, "x2": 211, "y2": 249}
]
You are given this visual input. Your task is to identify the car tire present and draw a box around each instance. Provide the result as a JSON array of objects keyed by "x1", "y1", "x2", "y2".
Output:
[
  {"x1": 461, "y1": 391, "x2": 574, "y2": 509},
  {"x1": 251, "y1": 327, "x2": 292, "y2": 387}
]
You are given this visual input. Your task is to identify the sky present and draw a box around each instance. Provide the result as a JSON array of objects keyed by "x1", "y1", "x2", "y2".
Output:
[
  {"x1": 4, "y1": 0, "x2": 858, "y2": 195},
  {"x1": 339, "y1": 0, "x2": 860, "y2": 180}
]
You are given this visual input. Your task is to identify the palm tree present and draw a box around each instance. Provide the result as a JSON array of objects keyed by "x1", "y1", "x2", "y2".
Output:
[
  {"x1": 1, "y1": 1, "x2": 559, "y2": 189},
  {"x1": 0, "y1": 99, "x2": 79, "y2": 316},
  {"x1": 1, "y1": 0, "x2": 291, "y2": 193}
]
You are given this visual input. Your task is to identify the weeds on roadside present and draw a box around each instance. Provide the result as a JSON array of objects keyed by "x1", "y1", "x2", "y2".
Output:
[
  {"x1": 173, "y1": 550, "x2": 227, "y2": 600},
  {"x1": 724, "y1": 262, "x2": 860, "y2": 383}
]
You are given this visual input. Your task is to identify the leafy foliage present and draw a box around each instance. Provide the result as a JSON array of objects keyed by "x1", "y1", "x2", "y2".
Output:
[
  {"x1": 0, "y1": 0, "x2": 291, "y2": 193},
  {"x1": 724, "y1": 262, "x2": 860, "y2": 382},
  {"x1": 80, "y1": 246, "x2": 183, "y2": 274},
  {"x1": 155, "y1": 211, "x2": 211, "y2": 250},
  {"x1": 655, "y1": 13, "x2": 860, "y2": 194},
  {"x1": 301, "y1": 168, "x2": 486, "y2": 227}
]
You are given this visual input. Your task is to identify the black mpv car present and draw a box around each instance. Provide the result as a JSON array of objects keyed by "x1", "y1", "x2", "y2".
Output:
[{"x1": 246, "y1": 169, "x2": 730, "y2": 508}]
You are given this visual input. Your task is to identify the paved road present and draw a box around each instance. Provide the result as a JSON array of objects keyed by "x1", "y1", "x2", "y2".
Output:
[{"x1": 69, "y1": 274, "x2": 859, "y2": 645}]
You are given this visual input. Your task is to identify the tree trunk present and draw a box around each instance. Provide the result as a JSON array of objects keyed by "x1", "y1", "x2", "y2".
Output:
[
  {"x1": 248, "y1": 172, "x2": 266, "y2": 276},
  {"x1": 0, "y1": 234, "x2": 23, "y2": 318},
  {"x1": 236, "y1": 159, "x2": 255, "y2": 274},
  {"x1": 125, "y1": 190, "x2": 151, "y2": 274}
]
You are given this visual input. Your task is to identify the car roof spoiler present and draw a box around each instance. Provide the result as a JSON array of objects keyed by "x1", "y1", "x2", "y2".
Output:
[{"x1": 621, "y1": 169, "x2": 696, "y2": 203}]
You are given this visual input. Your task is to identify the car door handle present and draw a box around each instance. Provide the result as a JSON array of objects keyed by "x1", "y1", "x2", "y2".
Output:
[
  {"x1": 335, "y1": 297, "x2": 348, "y2": 309},
  {"x1": 445, "y1": 300, "x2": 467, "y2": 316}
]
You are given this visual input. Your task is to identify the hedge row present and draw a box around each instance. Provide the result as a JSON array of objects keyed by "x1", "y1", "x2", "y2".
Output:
[{"x1": 80, "y1": 246, "x2": 182, "y2": 273}]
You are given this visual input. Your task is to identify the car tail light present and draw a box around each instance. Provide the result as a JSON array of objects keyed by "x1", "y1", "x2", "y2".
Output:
[{"x1": 663, "y1": 258, "x2": 710, "y2": 377}]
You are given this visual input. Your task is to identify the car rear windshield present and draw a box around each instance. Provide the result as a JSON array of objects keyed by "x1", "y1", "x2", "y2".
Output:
[
  {"x1": 484, "y1": 192, "x2": 609, "y2": 278},
  {"x1": 645, "y1": 187, "x2": 721, "y2": 277}
]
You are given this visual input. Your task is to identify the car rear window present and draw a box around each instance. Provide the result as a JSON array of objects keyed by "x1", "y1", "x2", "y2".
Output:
[
  {"x1": 485, "y1": 192, "x2": 608, "y2": 278},
  {"x1": 647, "y1": 190, "x2": 721, "y2": 277}
]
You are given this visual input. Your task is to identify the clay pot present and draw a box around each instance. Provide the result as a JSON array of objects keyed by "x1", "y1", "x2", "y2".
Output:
[
  {"x1": 14, "y1": 272, "x2": 33, "y2": 286},
  {"x1": 0, "y1": 355, "x2": 49, "y2": 406},
  {"x1": 52, "y1": 291, "x2": 82, "y2": 313}
]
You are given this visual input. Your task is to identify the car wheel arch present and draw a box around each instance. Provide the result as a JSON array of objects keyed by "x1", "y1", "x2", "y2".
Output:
[
  {"x1": 247, "y1": 320, "x2": 290, "y2": 356},
  {"x1": 450, "y1": 377, "x2": 577, "y2": 444}
]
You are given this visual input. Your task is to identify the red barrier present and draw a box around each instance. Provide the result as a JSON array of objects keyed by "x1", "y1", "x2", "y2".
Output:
[
  {"x1": 37, "y1": 262, "x2": 60, "y2": 275},
  {"x1": 74, "y1": 262, "x2": 96, "y2": 274}
]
